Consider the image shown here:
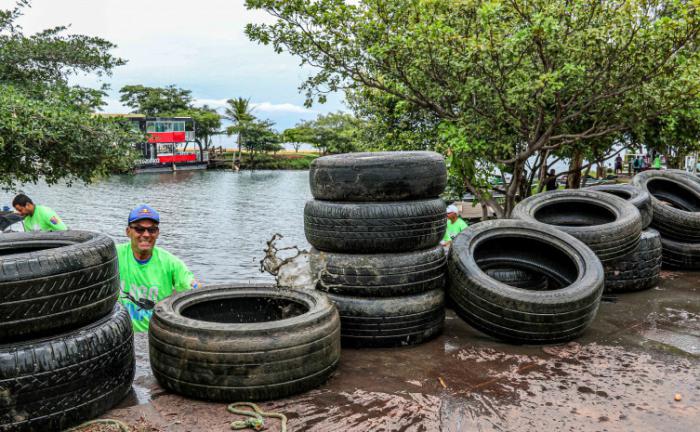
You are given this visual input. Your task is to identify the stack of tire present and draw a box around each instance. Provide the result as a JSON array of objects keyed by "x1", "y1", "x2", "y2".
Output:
[
  {"x1": 632, "y1": 169, "x2": 700, "y2": 269},
  {"x1": 305, "y1": 151, "x2": 448, "y2": 347},
  {"x1": 511, "y1": 189, "x2": 656, "y2": 293},
  {"x1": 0, "y1": 231, "x2": 134, "y2": 432},
  {"x1": 588, "y1": 184, "x2": 662, "y2": 292}
]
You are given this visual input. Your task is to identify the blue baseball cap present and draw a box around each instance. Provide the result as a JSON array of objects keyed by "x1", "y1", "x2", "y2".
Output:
[{"x1": 128, "y1": 204, "x2": 160, "y2": 224}]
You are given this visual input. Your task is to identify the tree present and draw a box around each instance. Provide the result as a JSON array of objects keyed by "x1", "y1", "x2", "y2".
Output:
[
  {"x1": 242, "y1": 119, "x2": 281, "y2": 165},
  {"x1": 292, "y1": 112, "x2": 362, "y2": 155},
  {"x1": 119, "y1": 84, "x2": 193, "y2": 116},
  {"x1": 224, "y1": 97, "x2": 256, "y2": 160},
  {"x1": 0, "y1": 1, "x2": 136, "y2": 189},
  {"x1": 246, "y1": 0, "x2": 700, "y2": 217},
  {"x1": 281, "y1": 126, "x2": 313, "y2": 152}
]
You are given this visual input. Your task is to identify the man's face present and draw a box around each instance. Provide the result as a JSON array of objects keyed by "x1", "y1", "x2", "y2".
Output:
[
  {"x1": 447, "y1": 212, "x2": 458, "y2": 222},
  {"x1": 126, "y1": 219, "x2": 160, "y2": 253},
  {"x1": 14, "y1": 203, "x2": 34, "y2": 216}
]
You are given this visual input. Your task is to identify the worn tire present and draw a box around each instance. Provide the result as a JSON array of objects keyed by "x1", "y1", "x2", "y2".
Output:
[
  {"x1": 484, "y1": 267, "x2": 549, "y2": 291},
  {"x1": 0, "y1": 305, "x2": 134, "y2": 432},
  {"x1": 604, "y1": 229, "x2": 662, "y2": 292},
  {"x1": 660, "y1": 237, "x2": 700, "y2": 270},
  {"x1": 448, "y1": 220, "x2": 604, "y2": 344},
  {"x1": 304, "y1": 198, "x2": 446, "y2": 253},
  {"x1": 311, "y1": 245, "x2": 446, "y2": 297},
  {"x1": 309, "y1": 151, "x2": 447, "y2": 201},
  {"x1": 632, "y1": 169, "x2": 700, "y2": 241},
  {"x1": 589, "y1": 183, "x2": 653, "y2": 229},
  {"x1": 327, "y1": 289, "x2": 444, "y2": 347},
  {"x1": 512, "y1": 190, "x2": 642, "y2": 263},
  {"x1": 149, "y1": 285, "x2": 341, "y2": 402},
  {"x1": 0, "y1": 231, "x2": 119, "y2": 341}
]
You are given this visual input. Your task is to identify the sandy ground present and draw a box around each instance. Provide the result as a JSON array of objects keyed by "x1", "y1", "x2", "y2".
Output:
[{"x1": 99, "y1": 270, "x2": 699, "y2": 432}]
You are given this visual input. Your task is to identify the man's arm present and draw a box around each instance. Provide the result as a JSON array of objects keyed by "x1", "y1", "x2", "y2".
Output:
[
  {"x1": 171, "y1": 255, "x2": 197, "y2": 292},
  {"x1": 42, "y1": 207, "x2": 67, "y2": 231}
]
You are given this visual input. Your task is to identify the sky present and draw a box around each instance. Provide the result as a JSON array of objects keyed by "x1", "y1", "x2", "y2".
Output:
[{"x1": 7, "y1": 0, "x2": 347, "y2": 132}]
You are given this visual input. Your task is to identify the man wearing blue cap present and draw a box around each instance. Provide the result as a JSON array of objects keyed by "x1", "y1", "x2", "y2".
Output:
[{"x1": 117, "y1": 204, "x2": 198, "y2": 332}]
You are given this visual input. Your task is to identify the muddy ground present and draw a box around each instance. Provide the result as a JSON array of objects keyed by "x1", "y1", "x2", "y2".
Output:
[{"x1": 101, "y1": 271, "x2": 699, "y2": 432}]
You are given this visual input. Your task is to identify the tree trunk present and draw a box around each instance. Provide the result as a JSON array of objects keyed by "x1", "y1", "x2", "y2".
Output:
[{"x1": 567, "y1": 150, "x2": 584, "y2": 189}]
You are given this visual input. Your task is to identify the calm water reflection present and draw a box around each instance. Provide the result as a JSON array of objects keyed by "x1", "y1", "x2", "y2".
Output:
[{"x1": 1, "y1": 170, "x2": 311, "y2": 283}]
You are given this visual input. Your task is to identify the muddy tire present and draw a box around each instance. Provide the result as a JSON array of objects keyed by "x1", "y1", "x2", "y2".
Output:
[
  {"x1": 484, "y1": 267, "x2": 549, "y2": 291},
  {"x1": 311, "y1": 245, "x2": 446, "y2": 297},
  {"x1": 660, "y1": 237, "x2": 700, "y2": 270},
  {"x1": 309, "y1": 151, "x2": 447, "y2": 201},
  {"x1": 304, "y1": 199, "x2": 446, "y2": 253},
  {"x1": 0, "y1": 231, "x2": 119, "y2": 341},
  {"x1": 327, "y1": 289, "x2": 444, "y2": 347},
  {"x1": 448, "y1": 220, "x2": 604, "y2": 344},
  {"x1": 604, "y1": 229, "x2": 662, "y2": 292},
  {"x1": 589, "y1": 183, "x2": 653, "y2": 229},
  {"x1": 149, "y1": 285, "x2": 341, "y2": 402},
  {"x1": 512, "y1": 190, "x2": 642, "y2": 263},
  {"x1": 0, "y1": 305, "x2": 134, "y2": 432},
  {"x1": 632, "y1": 169, "x2": 700, "y2": 241}
]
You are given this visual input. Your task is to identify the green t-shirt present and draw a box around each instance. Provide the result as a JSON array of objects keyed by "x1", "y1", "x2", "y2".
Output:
[
  {"x1": 443, "y1": 217, "x2": 469, "y2": 242},
  {"x1": 22, "y1": 204, "x2": 67, "y2": 232},
  {"x1": 117, "y1": 243, "x2": 195, "y2": 332}
]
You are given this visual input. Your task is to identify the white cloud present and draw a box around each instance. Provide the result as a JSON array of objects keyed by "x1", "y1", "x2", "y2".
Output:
[
  {"x1": 193, "y1": 99, "x2": 314, "y2": 115},
  {"x1": 251, "y1": 102, "x2": 314, "y2": 114}
]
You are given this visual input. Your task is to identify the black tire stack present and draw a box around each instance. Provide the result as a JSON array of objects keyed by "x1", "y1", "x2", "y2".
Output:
[
  {"x1": 588, "y1": 184, "x2": 662, "y2": 292},
  {"x1": 306, "y1": 151, "x2": 448, "y2": 347},
  {"x1": 511, "y1": 188, "x2": 664, "y2": 293},
  {"x1": 0, "y1": 231, "x2": 134, "y2": 432},
  {"x1": 632, "y1": 169, "x2": 700, "y2": 270}
]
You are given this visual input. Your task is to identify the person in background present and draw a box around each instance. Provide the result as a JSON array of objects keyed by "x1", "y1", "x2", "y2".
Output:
[
  {"x1": 441, "y1": 204, "x2": 469, "y2": 248},
  {"x1": 653, "y1": 153, "x2": 662, "y2": 170},
  {"x1": 545, "y1": 169, "x2": 558, "y2": 191},
  {"x1": 614, "y1": 155, "x2": 623, "y2": 175},
  {"x1": 118, "y1": 204, "x2": 198, "y2": 332},
  {"x1": 633, "y1": 156, "x2": 642, "y2": 174},
  {"x1": 12, "y1": 194, "x2": 67, "y2": 232}
]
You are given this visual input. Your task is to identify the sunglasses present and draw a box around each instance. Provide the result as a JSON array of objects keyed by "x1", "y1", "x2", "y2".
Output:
[{"x1": 129, "y1": 225, "x2": 159, "y2": 235}]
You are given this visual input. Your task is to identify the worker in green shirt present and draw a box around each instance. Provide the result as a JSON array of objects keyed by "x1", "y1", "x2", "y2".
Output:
[
  {"x1": 118, "y1": 204, "x2": 198, "y2": 332},
  {"x1": 442, "y1": 204, "x2": 469, "y2": 247},
  {"x1": 12, "y1": 194, "x2": 67, "y2": 232}
]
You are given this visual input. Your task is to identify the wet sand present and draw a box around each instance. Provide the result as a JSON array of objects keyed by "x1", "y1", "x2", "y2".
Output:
[{"x1": 104, "y1": 271, "x2": 699, "y2": 431}]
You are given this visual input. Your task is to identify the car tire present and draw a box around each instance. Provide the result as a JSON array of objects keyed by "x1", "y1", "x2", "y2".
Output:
[
  {"x1": 310, "y1": 245, "x2": 446, "y2": 297},
  {"x1": 632, "y1": 169, "x2": 700, "y2": 241},
  {"x1": 327, "y1": 289, "x2": 444, "y2": 347},
  {"x1": 660, "y1": 236, "x2": 700, "y2": 270},
  {"x1": 604, "y1": 228, "x2": 662, "y2": 292},
  {"x1": 484, "y1": 267, "x2": 549, "y2": 291},
  {"x1": 0, "y1": 231, "x2": 119, "y2": 341},
  {"x1": 512, "y1": 190, "x2": 642, "y2": 263},
  {"x1": 589, "y1": 183, "x2": 653, "y2": 229},
  {"x1": 149, "y1": 285, "x2": 341, "y2": 402},
  {"x1": 304, "y1": 198, "x2": 446, "y2": 253},
  {"x1": 448, "y1": 219, "x2": 604, "y2": 343},
  {"x1": 309, "y1": 151, "x2": 447, "y2": 201},
  {"x1": 0, "y1": 305, "x2": 134, "y2": 432}
]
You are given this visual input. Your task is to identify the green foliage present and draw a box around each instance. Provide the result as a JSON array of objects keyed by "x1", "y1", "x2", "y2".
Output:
[
  {"x1": 0, "y1": 1, "x2": 135, "y2": 189},
  {"x1": 119, "y1": 84, "x2": 193, "y2": 116},
  {"x1": 246, "y1": 0, "x2": 700, "y2": 216},
  {"x1": 241, "y1": 119, "x2": 282, "y2": 163},
  {"x1": 224, "y1": 97, "x2": 256, "y2": 157},
  {"x1": 287, "y1": 112, "x2": 362, "y2": 154}
]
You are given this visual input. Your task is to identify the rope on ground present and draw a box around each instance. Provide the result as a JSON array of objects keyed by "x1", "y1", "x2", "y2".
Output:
[
  {"x1": 228, "y1": 402, "x2": 288, "y2": 432},
  {"x1": 64, "y1": 418, "x2": 131, "y2": 432}
]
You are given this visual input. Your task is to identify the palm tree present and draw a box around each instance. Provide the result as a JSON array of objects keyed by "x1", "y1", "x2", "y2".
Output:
[{"x1": 223, "y1": 97, "x2": 256, "y2": 161}]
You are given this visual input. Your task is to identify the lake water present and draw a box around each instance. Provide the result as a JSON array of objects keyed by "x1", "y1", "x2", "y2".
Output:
[{"x1": 1, "y1": 170, "x2": 312, "y2": 284}]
